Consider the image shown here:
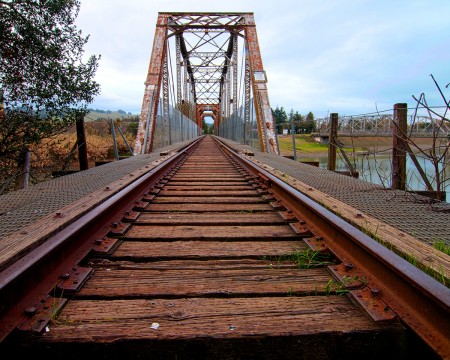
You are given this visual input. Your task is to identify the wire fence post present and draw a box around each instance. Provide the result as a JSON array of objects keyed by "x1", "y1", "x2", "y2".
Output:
[
  {"x1": 76, "y1": 114, "x2": 89, "y2": 170},
  {"x1": 327, "y1": 113, "x2": 338, "y2": 171},
  {"x1": 392, "y1": 103, "x2": 407, "y2": 190},
  {"x1": 291, "y1": 116, "x2": 297, "y2": 161},
  {"x1": 110, "y1": 119, "x2": 119, "y2": 161}
]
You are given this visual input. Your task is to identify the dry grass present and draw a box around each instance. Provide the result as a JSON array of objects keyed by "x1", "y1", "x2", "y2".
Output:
[{"x1": 26, "y1": 121, "x2": 135, "y2": 183}]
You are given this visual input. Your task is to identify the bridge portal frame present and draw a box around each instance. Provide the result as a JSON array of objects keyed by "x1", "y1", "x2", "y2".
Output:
[{"x1": 133, "y1": 12, "x2": 278, "y2": 154}]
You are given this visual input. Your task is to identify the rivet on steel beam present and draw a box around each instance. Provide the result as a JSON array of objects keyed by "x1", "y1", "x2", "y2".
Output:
[
  {"x1": 54, "y1": 211, "x2": 63, "y2": 218},
  {"x1": 299, "y1": 221, "x2": 306, "y2": 225},
  {"x1": 344, "y1": 263, "x2": 353, "y2": 271},
  {"x1": 94, "y1": 239, "x2": 103, "y2": 245},
  {"x1": 315, "y1": 236, "x2": 323, "y2": 241},
  {"x1": 60, "y1": 273, "x2": 70, "y2": 280},
  {"x1": 105, "y1": 186, "x2": 111, "y2": 191},
  {"x1": 112, "y1": 223, "x2": 118, "y2": 228},
  {"x1": 371, "y1": 288, "x2": 381, "y2": 297},
  {"x1": 24, "y1": 307, "x2": 37, "y2": 316},
  {"x1": 355, "y1": 213, "x2": 363, "y2": 218}
]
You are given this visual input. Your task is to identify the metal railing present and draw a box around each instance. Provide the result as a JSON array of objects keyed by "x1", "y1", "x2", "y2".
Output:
[
  {"x1": 217, "y1": 100, "x2": 260, "y2": 149},
  {"x1": 153, "y1": 100, "x2": 200, "y2": 150}
]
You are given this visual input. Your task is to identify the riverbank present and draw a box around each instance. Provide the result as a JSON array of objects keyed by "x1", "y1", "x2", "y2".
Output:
[{"x1": 278, "y1": 134, "x2": 444, "y2": 159}]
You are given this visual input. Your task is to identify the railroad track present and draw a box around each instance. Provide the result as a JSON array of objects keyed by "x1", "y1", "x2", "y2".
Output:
[{"x1": 0, "y1": 135, "x2": 449, "y2": 359}]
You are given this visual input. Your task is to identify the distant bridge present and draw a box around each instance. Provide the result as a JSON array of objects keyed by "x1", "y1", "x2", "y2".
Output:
[{"x1": 314, "y1": 114, "x2": 450, "y2": 140}]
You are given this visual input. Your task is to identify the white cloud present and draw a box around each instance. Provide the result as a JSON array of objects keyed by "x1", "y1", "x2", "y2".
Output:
[{"x1": 76, "y1": 0, "x2": 450, "y2": 116}]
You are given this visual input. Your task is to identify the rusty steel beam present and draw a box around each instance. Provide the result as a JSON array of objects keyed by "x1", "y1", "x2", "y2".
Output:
[
  {"x1": 243, "y1": 14, "x2": 278, "y2": 154},
  {"x1": 134, "y1": 14, "x2": 168, "y2": 154}
]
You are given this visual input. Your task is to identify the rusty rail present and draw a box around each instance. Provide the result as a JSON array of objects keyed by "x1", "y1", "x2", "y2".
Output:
[
  {"x1": 0, "y1": 135, "x2": 448, "y2": 358},
  {"x1": 215, "y1": 136, "x2": 450, "y2": 359},
  {"x1": 0, "y1": 137, "x2": 204, "y2": 341}
]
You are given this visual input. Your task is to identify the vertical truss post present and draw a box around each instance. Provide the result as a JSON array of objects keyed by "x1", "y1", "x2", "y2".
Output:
[
  {"x1": 243, "y1": 14, "x2": 279, "y2": 154},
  {"x1": 176, "y1": 34, "x2": 183, "y2": 107},
  {"x1": 162, "y1": 52, "x2": 170, "y2": 146},
  {"x1": 134, "y1": 14, "x2": 168, "y2": 154},
  {"x1": 244, "y1": 52, "x2": 251, "y2": 145},
  {"x1": 232, "y1": 34, "x2": 238, "y2": 115},
  {"x1": 184, "y1": 66, "x2": 189, "y2": 105},
  {"x1": 226, "y1": 71, "x2": 231, "y2": 119}
]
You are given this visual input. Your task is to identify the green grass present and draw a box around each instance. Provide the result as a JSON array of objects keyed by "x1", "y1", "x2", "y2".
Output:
[
  {"x1": 433, "y1": 240, "x2": 450, "y2": 256},
  {"x1": 277, "y1": 134, "x2": 364, "y2": 155},
  {"x1": 323, "y1": 276, "x2": 368, "y2": 295},
  {"x1": 263, "y1": 248, "x2": 334, "y2": 269},
  {"x1": 277, "y1": 135, "x2": 329, "y2": 154}
]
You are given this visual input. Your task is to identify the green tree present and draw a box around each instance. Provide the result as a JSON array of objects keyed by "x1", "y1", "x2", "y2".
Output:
[
  {"x1": 292, "y1": 111, "x2": 304, "y2": 133},
  {"x1": 0, "y1": 0, "x2": 100, "y2": 186},
  {"x1": 303, "y1": 111, "x2": 316, "y2": 133},
  {"x1": 202, "y1": 118, "x2": 213, "y2": 134},
  {"x1": 272, "y1": 106, "x2": 287, "y2": 134}
]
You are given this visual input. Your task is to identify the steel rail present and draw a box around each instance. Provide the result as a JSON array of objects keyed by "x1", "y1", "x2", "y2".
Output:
[
  {"x1": 215, "y1": 137, "x2": 450, "y2": 359},
  {"x1": 0, "y1": 136, "x2": 203, "y2": 342}
]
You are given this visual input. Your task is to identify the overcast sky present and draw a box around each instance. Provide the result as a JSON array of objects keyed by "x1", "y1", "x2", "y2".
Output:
[{"x1": 76, "y1": 0, "x2": 450, "y2": 119}]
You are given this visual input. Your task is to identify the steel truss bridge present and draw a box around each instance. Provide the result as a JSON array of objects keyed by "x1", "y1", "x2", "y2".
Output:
[
  {"x1": 315, "y1": 114, "x2": 450, "y2": 137},
  {"x1": 133, "y1": 12, "x2": 279, "y2": 155}
]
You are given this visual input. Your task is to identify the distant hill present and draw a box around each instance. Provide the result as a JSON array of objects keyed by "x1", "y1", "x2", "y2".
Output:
[{"x1": 84, "y1": 109, "x2": 139, "y2": 121}]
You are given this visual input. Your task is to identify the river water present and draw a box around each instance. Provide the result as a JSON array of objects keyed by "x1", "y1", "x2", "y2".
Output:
[{"x1": 299, "y1": 152, "x2": 449, "y2": 198}]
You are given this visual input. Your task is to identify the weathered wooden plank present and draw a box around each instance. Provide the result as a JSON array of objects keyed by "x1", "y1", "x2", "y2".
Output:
[
  {"x1": 165, "y1": 180, "x2": 253, "y2": 189},
  {"x1": 152, "y1": 196, "x2": 266, "y2": 204},
  {"x1": 166, "y1": 180, "x2": 249, "y2": 184},
  {"x1": 163, "y1": 185, "x2": 254, "y2": 190},
  {"x1": 112, "y1": 240, "x2": 306, "y2": 259},
  {"x1": 174, "y1": 171, "x2": 241, "y2": 176},
  {"x1": 135, "y1": 212, "x2": 286, "y2": 225},
  {"x1": 77, "y1": 268, "x2": 332, "y2": 297},
  {"x1": 46, "y1": 296, "x2": 402, "y2": 342},
  {"x1": 170, "y1": 175, "x2": 244, "y2": 180},
  {"x1": 176, "y1": 165, "x2": 238, "y2": 170},
  {"x1": 89, "y1": 258, "x2": 298, "y2": 271},
  {"x1": 156, "y1": 190, "x2": 260, "y2": 197},
  {"x1": 124, "y1": 224, "x2": 299, "y2": 240},
  {"x1": 144, "y1": 203, "x2": 273, "y2": 212}
]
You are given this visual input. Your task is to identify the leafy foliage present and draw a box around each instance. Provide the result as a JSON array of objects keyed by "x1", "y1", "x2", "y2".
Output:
[
  {"x1": 0, "y1": 0, "x2": 100, "y2": 160},
  {"x1": 272, "y1": 106, "x2": 316, "y2": 134},
  {"x1": 272, "y1": 106, "x2": 287, "y2": 134}
]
